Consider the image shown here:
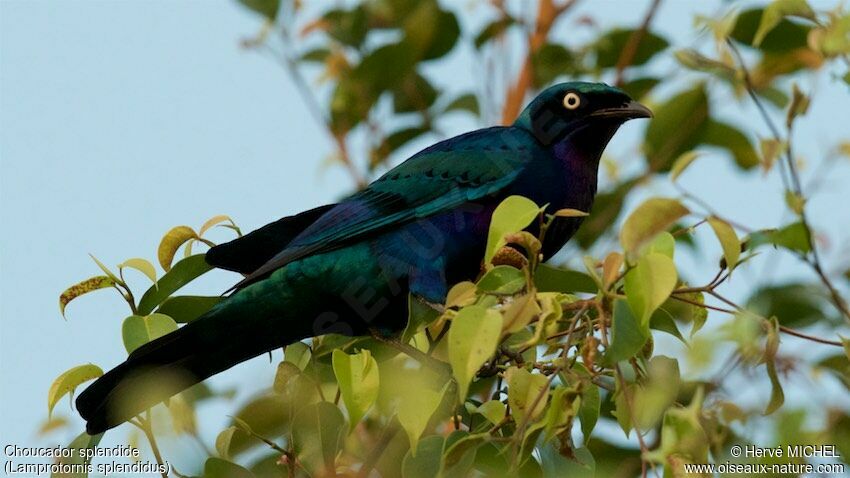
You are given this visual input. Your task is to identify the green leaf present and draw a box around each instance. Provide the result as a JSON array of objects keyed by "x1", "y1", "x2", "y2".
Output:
[
  {"x1": 746, "y1": 283, "x2": 828, "y2": 328},
  {"x1": 763, "y1": 318, "x2": 785, "y2": 414},
  {"x1": 669, "y1": 151, "x2": 701, "y2": 182},
  {"x1": 574, "y1": 364, "x2": 600, "y2": 440},
  {"x1": 624, "y1": 253, "x2": 678, "y2": 324},
  {"x1": 204, "y1": 457, "x2": 256, "y2": 478},
  {"x1": 48, "y1": 364, "x2": 103, "y2": 418},
  {"x1": 543, "y1": 386, "x2": 579, "y2": 442},
  {"x1": 748, "y1": 222, "x2": 811, "y2": 253},
  {"x1": 593, "y1": 28, "x2": 669, "y2": 68},
  {"x1": 476, "y1": 400, "x2": 507, "y2": 425},
  {"x1": 619, "y1": 197, "x2": 689, "y2": 257},
  {"x1": 674, "y1": 49, "x2": 737, "y2": 80},
  {"x1": 137, "y1": 255, "x2": 213, "y2": 315},
  {"x1": 323, "y1": 6, "x2": 369, "y2": 48},
  {"x1": 449, "y1": 305, "x2": 502, "y2": 399},
  {"x1": 332, "y1": 349, "x2": 380, "y2": 427},
  {"x1": 644, "y1": 86, "x2": 709, "y2": 171},
  {"x1": 534, "y1": 264, "x2": 597, "y2": 294},
  {"x1": 760, "y1": 138, "x2": 786, "y2": 173},
  {"x1": 198, "y1": 214, "x2": 239, "y2": 238},
  {"x1": 786, "y1": 83, "x2": 810, "y2": 127},
  {"x1": 402, "y1": 1, "x2": 460, "y2": 60},
  {"x1": 477, "y1": 265, "x2": 526, "y2": 295},
  {"x1": 292, "y1": 402, "x2": 348, "y2": 476},
  {"x1": 402, "y1": 435, "x2": 444, "y2": 478},
  {"x1": 605, "y1": 299, "x2": 650, "y2": 365},
  {"x1": 647, "y1": 231, "x2": 676, "y2": 259},
  {"x1": 371, "y1": 125, "x2": 430, "y2": 169},
  {"x1": 754, "y1": 0, "x2": 816, "y2": 47},
  {"x1": 403, "y1": 294, "x2": 441, "y2": 343},
  {"x1": 699, "y1": 119, "x2": 760, "y2": 169},
  {"x1": 746, "y1": 283, "x2": 825, "y2": 328},
  {"x1": 89, "y1": 254, "x2": 121, "y2": 283},
  {"x1": 51, "y1": 431, "x2": 103, "y2": 478},
  {"x1": 633, "y1": 356, "x2": 681, "y2": 429},
  {"x1": 273, "y1": 361, "x2": 301, "y2": 394},
  {"x1": 502, "y1": 293, "x2": 542, "y2": 334},
  {"x1": 397, "y1": 382, "x2": 447, "y2": 453},
  {"x1": 392, "y1": 73, "x2": 438, "y2": 114},
  {"x1": 444, "y1": 93, "x2": 480, "y2": 116},
  {"x1": 474, "y1": 17, "x2": 515, "y2": 48},
  {"x1": 540, "y1": 443, "x2": 595, "y2": 477},
  {"x1": 649, "y1": 389, "x2": 709, "y2": 469},
  {"x1": 237, "y1": 0, "x2": 279, "y2": 20},
  {"x1": 620, "y1": 77, "x2": 661, "y2": 100},
  {"x1": 330, "y1": 75, "x2": 375, "y2": 135},
  {"x1": 785, "y1": 190, "x2": 806, "y2": 214},
  {"x1": 118, "y1": 258, "x2": 157, "y2": 284},
  {"x1": 612, "y1": 383, "x2": 634, "y2": 436},
  {"x1": 730, "y1": 8, "x2": 812, "y2": 52},
  {"x1": 815, "y1": 15, "x2": 850, "y2": 56},
  {"x1": 157, "y1": 225, "x2": 198, "y2": 271},
  {"x1": 354, "y1": 42, "x2": 417, "y2": 93},
  {"x1": 227, "y1": 395, "x2": 290, "y2": 456},
  {"x1": 155, "y1": 295, "x2": 221, "y2": 323},
  {"x1": 533, "y1": 43, "x2": 577, "y2": 86},
  {"x1": 215, "y1": 426, "x2": 237, "y2": 460},
  {"x1": 284, "y1": 342, "x2": 312, "y2": 371},
  {"x1": 506, "y1": 367, "x2": 549, "y2": 423},
  {"x1": 649, "y1": 310, "x2": 686, "y2": 343},
  {"x1": 442, "y1": 431, "x2": 484, "y2": 475},
  {"x1": 168, "y1": 393, "x2": 196, "y2": 435},
  {"x1": 59, "y1": 276, "x2": 115, "y2": 318},
  {"x1": 485, "y1": 196, "x2": 541, "y2": 263},
  {"x1": 299, "y1": 47, "x2": 331, "y2": 63},
  {"x1": 445, "y1": 281, "x2": 478, "y2": 308},
  {"x1": 121, "y1": 313, "x2": 178, "y2": 354},
  {"x1": 708, "y1": 217, "x2": 741, "y2": 270}
]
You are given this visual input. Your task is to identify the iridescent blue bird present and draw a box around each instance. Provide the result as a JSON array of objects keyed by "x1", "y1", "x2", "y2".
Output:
[{"x1": 77, "y1": 82, "x2": 651, "y2": 434}]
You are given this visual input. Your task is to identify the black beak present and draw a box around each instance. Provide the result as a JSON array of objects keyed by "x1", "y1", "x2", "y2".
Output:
[{"x1": 589, "y1": 100, "x2": 653, "y2": 120}]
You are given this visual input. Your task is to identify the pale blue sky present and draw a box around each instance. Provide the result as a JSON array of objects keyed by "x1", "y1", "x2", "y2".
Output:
[{"x1": 2, "y1": 0, "x2": 849, "y2": 472}]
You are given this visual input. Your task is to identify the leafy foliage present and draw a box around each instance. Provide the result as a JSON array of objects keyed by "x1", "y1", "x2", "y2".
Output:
[{"x1": 49, "y1": 0, "x2": 850, "y2": 477}]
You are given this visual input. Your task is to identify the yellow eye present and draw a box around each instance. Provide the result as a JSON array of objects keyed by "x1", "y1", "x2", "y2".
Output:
[{"x1": 563, "y1": 92, "x2": 581, "y2": 110}]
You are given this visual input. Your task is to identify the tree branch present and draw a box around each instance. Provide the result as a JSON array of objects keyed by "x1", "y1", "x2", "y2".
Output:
[
  {"x1": 614, "y1": 0, "x2": 663, "y2": 87},
  {"x1": 500, "y1": 0, "x2": 579, "y2": 125}
]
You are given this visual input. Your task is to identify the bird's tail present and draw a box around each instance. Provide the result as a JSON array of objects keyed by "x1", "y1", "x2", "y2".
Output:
[{"x1": 76, "y1": 296, "x2": 311, "y2": 435}]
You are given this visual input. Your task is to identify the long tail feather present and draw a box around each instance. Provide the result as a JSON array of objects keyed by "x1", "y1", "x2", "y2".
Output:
[{"x1": 76, "y1": 301, "x2": 309, "y2": 435}]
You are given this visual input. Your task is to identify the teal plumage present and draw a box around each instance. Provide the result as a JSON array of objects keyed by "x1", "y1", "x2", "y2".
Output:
[{"x1": 77, "y1": 82, "x2": 651, "y2": 434}]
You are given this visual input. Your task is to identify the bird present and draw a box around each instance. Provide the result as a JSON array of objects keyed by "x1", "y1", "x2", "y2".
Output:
[{"x1": 76, "y1": 81, "x2": 651, "y2": 435}]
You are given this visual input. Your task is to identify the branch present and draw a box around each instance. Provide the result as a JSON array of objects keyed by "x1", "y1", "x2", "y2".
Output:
[
  {"x1": 132, "y1": 412, "x2": 169, "y2": 478},
  {"x1": 253, "y1": 32, "x2": 367, "y2": 189},
  {"x1": 370, "y1": 331, "x2": 452, "y2": 375},
  {"x1": 614, "y1": 0, "x2": 663, "y2": 87},
  {"x1": 726, "y1": 40, "x2": 850, "y2": 323},
  {"x1": 500, "y1": 0, "x2": 579, "y2": 125}
]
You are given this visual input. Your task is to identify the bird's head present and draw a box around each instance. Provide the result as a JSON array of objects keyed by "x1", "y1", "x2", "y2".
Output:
[{"x1": 514, "y1": 82, "x2": 652, "y2": 146}]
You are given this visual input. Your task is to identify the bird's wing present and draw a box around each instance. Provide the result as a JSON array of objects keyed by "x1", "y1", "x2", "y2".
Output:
[
  {"x1": 205, "y1": 204, "x2": 337, "y2": 274},
  {"x1": 232, "y1": 126, "x2": 536, "y2": 290}
]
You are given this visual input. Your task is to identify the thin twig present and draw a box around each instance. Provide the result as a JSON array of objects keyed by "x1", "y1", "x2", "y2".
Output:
[
  {"x1": 726, "y1": 39, "x2": 850, "y2": 322},
  {"x1": 371, "y1": 331, "x2": 452, "y2": 375},
  {"x1": 500, "y1": 0, "x2": 579, "y2": 124},
  {"x1": 132, "y1": 412, "x2": 169, "y2": 478},
  {"x1": 356, "y1": 420, "x2": 399, "y2": 478},
  {"x1": 614, "y1": 0, "x2": 663, "y2": 87}
]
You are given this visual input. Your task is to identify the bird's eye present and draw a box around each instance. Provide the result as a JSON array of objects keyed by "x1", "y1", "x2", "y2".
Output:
[{"x1": 562, "y1": 92, "x2": 581, "y2": 110}]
